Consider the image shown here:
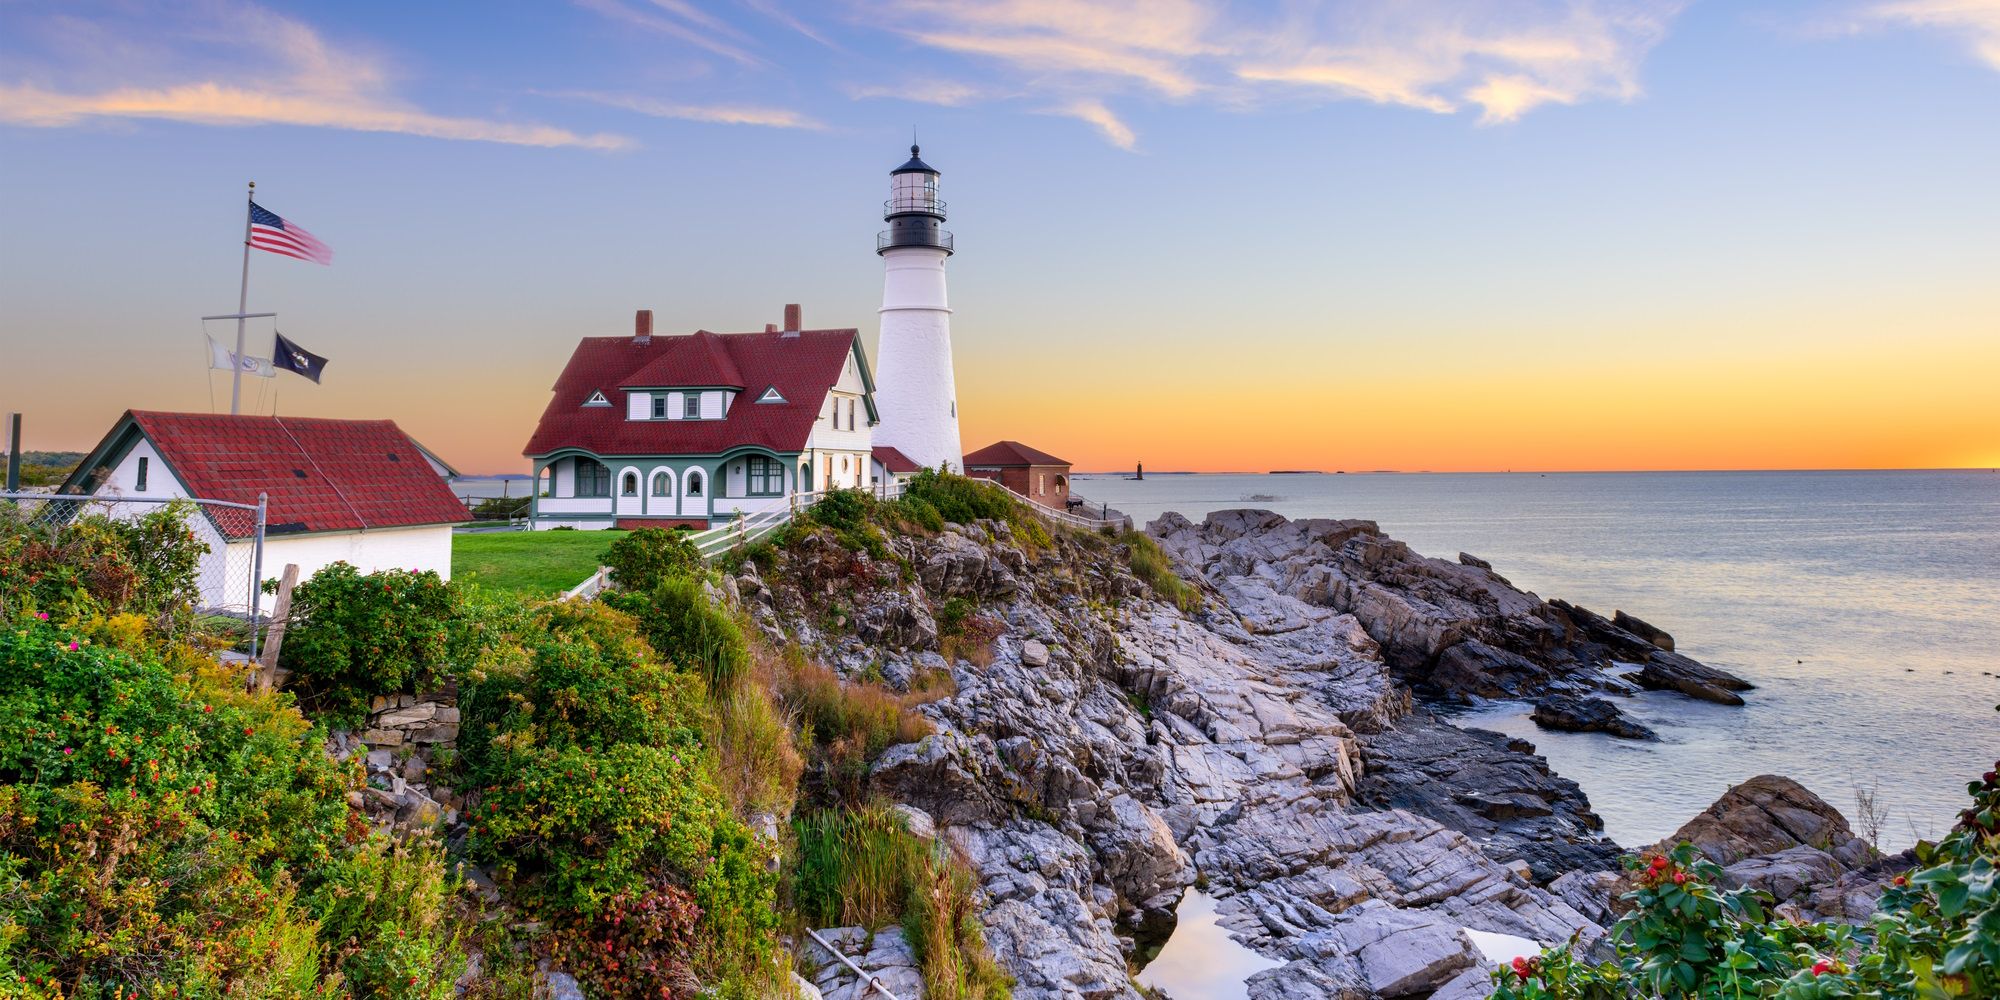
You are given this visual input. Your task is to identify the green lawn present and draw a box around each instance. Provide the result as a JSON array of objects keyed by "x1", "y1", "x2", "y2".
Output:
[{"x1": 452, "y1": 530, "x2": 626, "y2": 599}]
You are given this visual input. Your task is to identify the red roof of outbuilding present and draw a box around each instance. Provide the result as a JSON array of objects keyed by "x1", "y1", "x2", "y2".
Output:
[
  {"x1": 83, "y1": 411, "x2": 469, "y2": 538},
  {"x1": 871, "y1": 445, "x2": 921, "y2": 474},
  {"x1": 523, "y1": 327, "x2": 864, "y2": 458},
  {"x1": 963, "y1": 440, "x2": 1071, "y2": 468}
]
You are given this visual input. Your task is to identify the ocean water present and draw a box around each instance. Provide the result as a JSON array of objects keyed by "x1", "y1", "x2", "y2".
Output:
[{"x1": 1075, "y1": 470, "x2": 2000, "y2": 851}]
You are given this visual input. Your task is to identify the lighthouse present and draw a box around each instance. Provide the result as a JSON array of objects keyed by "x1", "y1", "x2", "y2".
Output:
[{"x1": 871, "y1": 145, "x2": 962, "y2": 472}]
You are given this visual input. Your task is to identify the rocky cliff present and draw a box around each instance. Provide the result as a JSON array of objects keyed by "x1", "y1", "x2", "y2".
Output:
[{"x1": 730, "y1": 508, "x2": 1802, "y2": 1000}]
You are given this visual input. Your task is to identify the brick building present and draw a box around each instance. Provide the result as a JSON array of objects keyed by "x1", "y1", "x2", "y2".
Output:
[{"x1": 963, "y1": 440, "x2": 1072, "y2": 509}]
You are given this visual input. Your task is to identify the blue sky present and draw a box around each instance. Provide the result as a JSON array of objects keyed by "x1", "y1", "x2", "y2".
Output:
[{"x1": 3, "y1": 1, "x2": 1998, "y2": 472}]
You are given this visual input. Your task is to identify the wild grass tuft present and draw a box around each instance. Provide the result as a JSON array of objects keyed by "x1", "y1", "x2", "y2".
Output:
[
  {"x1": 789, "y1": 805, "x2": 1012, "y2": 1000},
  {"x1": 758, "y1": 645, "x2": 933, "y2": 802},
  {"x1": 705, "y1": 676, "x2": 805, "y2": 820},
  {"x1": 1120, "y1": 531, "x2": 1200, "y2": 613}
]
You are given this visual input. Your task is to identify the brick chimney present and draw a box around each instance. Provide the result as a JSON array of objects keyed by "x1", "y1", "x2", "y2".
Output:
[
  {"x1": 634, "y1": 309, "x2": 653, "y2": 345},
  {"x1": 765, "y1": 323, "x2": 778, "y2": 333},
  {"x1": 783, "y1": 303, "x2": 801, "y2": 332}
]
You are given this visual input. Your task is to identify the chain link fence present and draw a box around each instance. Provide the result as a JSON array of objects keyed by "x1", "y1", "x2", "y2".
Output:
[{"x1": 1, "y1": 491, "x2": 268, "y2": 651}]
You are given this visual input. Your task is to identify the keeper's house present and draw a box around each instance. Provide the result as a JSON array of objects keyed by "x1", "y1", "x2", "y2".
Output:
[
  {"x1": 60, "y1": 410, "x2": 469, "y2": 608},
  {"x1": 522, "y1": 305, "x2": 878, "y2": 530}
]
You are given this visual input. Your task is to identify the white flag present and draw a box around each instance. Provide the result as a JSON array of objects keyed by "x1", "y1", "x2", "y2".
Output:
[{"x1": 208, "y1": 336, "x2": 274, "y2": 377}]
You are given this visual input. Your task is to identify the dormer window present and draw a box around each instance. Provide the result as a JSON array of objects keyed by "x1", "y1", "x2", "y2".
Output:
[
  {"x1": 651, "y1": 396, "x2": 668, "y2": 419},
  {"x1": 684, "y1": 393, "x2": 701, "y2": 419},
  {"x1": 757, "y1": 386, "x2": 786, "y2": 404},
  {"x1": 584, "y1": 391, "x2": 610, "y2": 407}
]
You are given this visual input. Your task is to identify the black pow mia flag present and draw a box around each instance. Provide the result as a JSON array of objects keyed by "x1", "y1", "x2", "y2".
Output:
[{"x1": 273, "y1": 331, "x2": 329, "y2": 384}]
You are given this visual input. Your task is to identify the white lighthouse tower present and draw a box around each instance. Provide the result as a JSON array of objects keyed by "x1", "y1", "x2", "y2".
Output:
[{"x1": 871, "y1": 145, "x2": 962, "y2": 472}]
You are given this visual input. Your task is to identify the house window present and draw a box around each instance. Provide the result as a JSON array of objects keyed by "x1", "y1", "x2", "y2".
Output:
[
  {"x1": 845, "y1": 398, "x2": 856, "y2": 429},
  {"x1": 684, "y1": 393, "x2": 701, "y2": 419},
  {"x1": 685, "y1": 469, "x2": 705, "y2": 497},
  {"x1": 652, "y1": 396, "x2": 667, "y2": 419},
  {"x1": 576, "y1": 459, "x2": 611, "y2": 497},
  {"x1": 621, "y1": 471, "x2": 639, "y2": 497},
  {"x1": 651, "y1": 471, "x2": 671, "y2": 496},
  {"x1": 746, "y1": 456, "x2": 782, "y2": 496},
  {"x1": 136, "y1": 456, "x2": 149, "y2": 492},
  {"x1": 1037, "y1": 473, "x2": 1045, "y2": 496}
]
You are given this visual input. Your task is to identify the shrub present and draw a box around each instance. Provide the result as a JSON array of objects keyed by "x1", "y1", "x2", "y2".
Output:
[
  {"x1": 470, "y1": 495, "x2": 531, "y2": 520},
  {"x1": 280, "y1": 562, "x2": 467, "y2": 724},
  {"x1": 551, "y1": 878, "x2": 703, "y2": 1000},
  {"x1": 0, "y1": 500, "x2": 207, "y2": 627},
  {"x1": 603, "y1": 527, "x2": 703, "y2": 592},
  {"x1": 607, "y1": 576, "x2": 750, "y2": 690},
  {"x1": 309, "y1": 837, "x2": 469, "y2": 1000},
  {"x1": 459, "y1": 600, "x2": 707, "y2": 763},
  {"x1": 0, "y1": 619, "x2": 377, "y2": 997},
  {"x1": 456, "y1": 600, "x2": 779, "y2": 990},
  {"x1": 1488, "y1": 760, "x2": 2000, "y2": 1000},
  {"x1": 896, "y1": 470, "x2": 1051, "y2": 549}
]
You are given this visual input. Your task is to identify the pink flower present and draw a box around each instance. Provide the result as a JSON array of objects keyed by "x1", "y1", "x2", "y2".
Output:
[
  {"x1": 66, "y1": 642, "x2": 78, "y2": 652},
  {"x1": 35, "y1": 612, "x2": 48, "y2": 621},
  {"x1": 63, "y1": 747, "x2": 74, "y2": 755}
]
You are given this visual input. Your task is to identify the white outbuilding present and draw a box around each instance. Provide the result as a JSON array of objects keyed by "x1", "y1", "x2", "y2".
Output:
[{"x1": 61, "y1": 410, "x2": 470, "y2": 608}]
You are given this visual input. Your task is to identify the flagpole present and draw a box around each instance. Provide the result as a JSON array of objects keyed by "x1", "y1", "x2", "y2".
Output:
[{"x1": 230, "y1": 180, "x2": 255, "y2": 416}]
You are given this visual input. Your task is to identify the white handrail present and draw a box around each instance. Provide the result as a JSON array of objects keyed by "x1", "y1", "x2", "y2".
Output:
[{"x1": 803, "y1": 927, "x2": 902, "y2": 1000}]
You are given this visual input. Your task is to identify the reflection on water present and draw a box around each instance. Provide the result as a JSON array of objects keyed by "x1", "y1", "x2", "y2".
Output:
[
  {"x1": 1080, "y1": 470, "x2": 2000, "y2": 849},
  {"x1": 1464, "y1": 928, "x2": 1545, "y2": 964},
  {"x1": 1135, "y1": 890, "x2": 1283, "y2": 1000}
]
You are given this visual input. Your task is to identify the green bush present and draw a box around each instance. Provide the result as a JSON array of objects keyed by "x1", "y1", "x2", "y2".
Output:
[
  {"x1": 0, "y1": 499, "x2": 206, "y2": 627},
  {"x1": 279, "y1": 562, "x2": 468, "y2": 725},
  {"x1": 801, "y1": 489, "x2": 894, "y2": 559},
  {"x1": 607, "y1": 576, "x2": 750, "y2": 690},
  {"x1": 894, "y1": 469, "x2": 1051, "y2": 549},
  {"x1": 603, "y1": 526, "x2": 703, "y2": 592},
  {"x1": 456, "y1": 600, "x2": 778, "y2": 987},
  {"x1": 309, "y1": 837, "x2": 468, "y2": 1000},
  {"x1": 470, "y1": 495, "x2": 530, "y2": 520},
  {"x1": 1489, "y1": 761, "x2": 2000, "y2": 1000},
  {"x1": 0, "y1": 618, "x2": 451, "y2": 998}
]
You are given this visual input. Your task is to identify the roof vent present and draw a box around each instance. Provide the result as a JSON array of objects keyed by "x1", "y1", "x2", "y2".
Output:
[
  {"x1": 634, "y1": 309, "x2": 653, "y2": 345},
  {"x1": 386, "y1": 453, "x2": 401, "y2": 462},
  {"x1": 292, "y1": 469, "x2": 307, "y2": 479}
]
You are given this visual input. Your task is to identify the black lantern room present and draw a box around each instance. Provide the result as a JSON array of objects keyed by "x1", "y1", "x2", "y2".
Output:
[{"x1": 879, "y1": 145, "x2": 953, "y2": 255}]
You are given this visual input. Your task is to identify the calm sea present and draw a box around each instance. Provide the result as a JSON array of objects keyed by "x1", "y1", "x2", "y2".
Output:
[{"x1": 1076, "y1": 470, "x2": 2000, "y2": 851}]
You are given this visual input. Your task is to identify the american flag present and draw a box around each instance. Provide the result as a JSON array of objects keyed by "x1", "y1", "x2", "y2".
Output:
[{"x1": 248, "y1": 201, "x2": 333, "y2": 265}]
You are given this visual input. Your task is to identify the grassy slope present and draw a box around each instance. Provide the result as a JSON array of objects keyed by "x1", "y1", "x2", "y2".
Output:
[{"x1": 452, "y1": 529, "x2": 626, "y2": 599}]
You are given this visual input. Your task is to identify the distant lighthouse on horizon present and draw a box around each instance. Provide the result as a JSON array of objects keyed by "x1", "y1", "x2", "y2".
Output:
[{"x1": 870, "y1": 144, "x2": 962, "y2": 473}]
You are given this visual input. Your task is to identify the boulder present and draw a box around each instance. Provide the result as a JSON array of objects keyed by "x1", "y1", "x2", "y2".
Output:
[
  {"x1": 1320, "y1": 902, "x2": 1483, "y2": 997},
  {"x1": 1612, "y1": 610, "x2": 1674, "y2": 651},
  {"x1": 1530, "y1": 695, "x2": 1655, "y2": 740},
  {"x1": 1020, "y1": 639, "x2": 1051, "y2": 667},
  {"x1": 1660, "y1": 775, "x2": 1872, "y2": 870},
  {"x1": 1721, "y1": 845, "x2": 1845, "y2": 903}
]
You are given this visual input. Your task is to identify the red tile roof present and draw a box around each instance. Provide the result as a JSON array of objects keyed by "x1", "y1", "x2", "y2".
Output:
[
  {"x1": 871, "y1": 445, "x2": 921, "y2": 474},
  {"x1": 963, "y1": 440, "x2": 1071, "y2": 468},
  {"x1": 523, "y1": 327, "x2": 862, "y2": 458},
  {"x1": 106, "y1": 411, "x2": 469, "y2": 538}
]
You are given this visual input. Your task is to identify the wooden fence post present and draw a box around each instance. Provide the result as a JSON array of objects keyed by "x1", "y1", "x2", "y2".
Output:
[{"x1": 256, "y1": 563, "x2": 300, "y2": 691}]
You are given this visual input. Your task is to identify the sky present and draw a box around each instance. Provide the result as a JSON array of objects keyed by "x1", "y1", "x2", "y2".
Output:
[{"x1": 2, "y1": 0, "x2": 1998, "y2": 474}]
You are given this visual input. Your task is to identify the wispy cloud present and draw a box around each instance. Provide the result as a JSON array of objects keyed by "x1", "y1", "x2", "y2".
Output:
[
  {"x1": 1868, "y1": 0, "x2": 2000, "y2": 69},
  {"x1": 1046, "y1": 99, "x2": 1136, "y2": 149},
  {"x1": 0, "y1": 3, "x2": 630, "y2": 149},
  {"x1": 859, "y1": 0, "x2": 1684, "y2": 146},
  {"x1": 843, "y1": 78, "x2": 997, "y2": 107},
  {"x1": 573, "y1": 0, "x2": 764, "y2": 66},
  {"x1": 563, "y1": 91, "x2": 824, "y2": 129}
]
